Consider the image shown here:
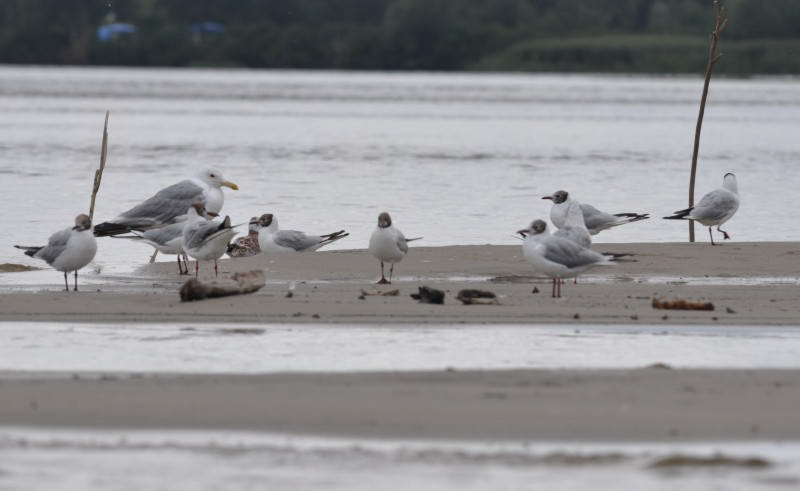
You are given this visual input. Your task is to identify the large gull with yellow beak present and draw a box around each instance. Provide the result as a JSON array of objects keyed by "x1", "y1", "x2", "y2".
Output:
[{"x1": 93, "y1": 168, "x2": 238, "y2": 237}]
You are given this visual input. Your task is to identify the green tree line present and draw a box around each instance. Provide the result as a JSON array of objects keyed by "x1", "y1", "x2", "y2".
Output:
[{"x1": 0, "y1": 0, "x2": 798, "y2": 73}]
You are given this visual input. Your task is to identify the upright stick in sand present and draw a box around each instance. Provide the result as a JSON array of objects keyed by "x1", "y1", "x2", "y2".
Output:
[
  {"x1": 688, "y1": 1, "x2": 727, "y2": 242},
  {"x1": 89, "y1": 111, "x2": 110, "y2": 222}
]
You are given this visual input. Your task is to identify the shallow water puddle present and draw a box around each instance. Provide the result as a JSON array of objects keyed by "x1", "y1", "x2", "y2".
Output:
[
  {"x1": 1, "y1": 322, "x2": 800, "y2": 373},
  {"x1": 0, "y1": 428, "x2": 798, "y2": 491}
]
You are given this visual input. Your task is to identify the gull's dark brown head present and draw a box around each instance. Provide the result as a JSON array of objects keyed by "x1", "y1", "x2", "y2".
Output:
[
  {"x1": 517, "y1": 219, "x2": 547, "y2": 237},
  {"x1": 258, "y1": 213, "x2": 274, "y2": 227},
  {"x1": 73, "y1": 214, "x2": 92, "y2": 231},
  {"x1": 378, "y1": 212, "x2": 392, "y2": 228},
  {"x1": 542, "y1": 190, "x2": 568, "y2": 204}
]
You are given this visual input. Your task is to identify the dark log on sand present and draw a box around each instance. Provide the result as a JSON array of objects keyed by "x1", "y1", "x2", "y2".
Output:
[{"x1": 180, "y1": 270, "x2": 265, "y2": 302}]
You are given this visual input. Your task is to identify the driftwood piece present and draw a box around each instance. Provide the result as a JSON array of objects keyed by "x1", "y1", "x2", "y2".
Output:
[
  {"x1": 456, "y1": 289, "x2": 500, "y2": 305},
  {"x1": 360, "y1": 289, "x2": 400, "y2": 297},
  {"x1": 652, "y1": 297, "x2": 714, "y2": 311},
  {"x1": 180, "y1": 270, "x2": 265, "y2": 302},
  {"x1": 410, "y1": 286, "x2": 445, "y2": 305}
]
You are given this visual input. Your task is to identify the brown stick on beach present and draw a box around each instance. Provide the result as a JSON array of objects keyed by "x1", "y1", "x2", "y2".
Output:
[
  {"x1": 688, "y1": 1, "x2": 727, "y2": 242},
  {"x1": 88, "y1": 111, "x2": 110, "y2": 222}
]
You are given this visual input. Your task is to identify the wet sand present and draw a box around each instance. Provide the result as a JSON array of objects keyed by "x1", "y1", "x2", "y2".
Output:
[
  {"x1": 1, "y1": 368, "x2": 798, "y2": 441},
  {"x1": 0, "y1": 242, "x2": 798, "y2": 325}
]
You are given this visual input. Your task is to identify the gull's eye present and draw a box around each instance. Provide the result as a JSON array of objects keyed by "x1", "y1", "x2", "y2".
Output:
[{"x1": 210, "y1": 174, "x2": 216, "y2": 178}]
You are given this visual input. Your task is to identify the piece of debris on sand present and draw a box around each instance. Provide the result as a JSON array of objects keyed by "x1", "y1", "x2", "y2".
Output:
[
  {"x1": 0, "y1": 263, "x2": 39, "y2": 272},
  {"x1": 648, "y1": 453, "x2": 771, "y2": 469},
  {"x1": 456, "y1": 289, "x2": 500, "y2": 305},
  {"x1": 361, "y1": 289, "x2": 400, "y2": 297},
  {"x1": 180, "y1": 270, "x2": 265, "y2": 302},
  {"x1": 410, "y1": 286, "x2": 445, "y2": 305},
  {"x1": 652, "y1": 298, "x2": 714, "y2": 311}
]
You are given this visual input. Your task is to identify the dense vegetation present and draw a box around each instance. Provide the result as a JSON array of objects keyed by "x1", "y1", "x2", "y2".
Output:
[{"x1": 1, "y1": 0, "x2": 799, "y2": 73}]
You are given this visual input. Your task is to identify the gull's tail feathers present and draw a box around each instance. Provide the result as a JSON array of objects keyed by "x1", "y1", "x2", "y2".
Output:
[
  {"x1": 663, "y1": 208, "x2": 693, "y2": 220},
  {"x1": 93, "y1": 221, "x2": 133, "y2": 237},
  {"x1": 612, "y1": 213, "x2": 650, "y2": 224},
  {"x1": 319, "y1": 231, "x2": 349, "y2": 247},
  {"x1": 13, "y1": 245, "x2": 43, "y2": 257}
]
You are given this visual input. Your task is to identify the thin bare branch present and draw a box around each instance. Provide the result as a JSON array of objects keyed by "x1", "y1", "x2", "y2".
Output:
[
  {"x1": 688, "y1": 1, "x2": 726, "y2": 242},
  {"x1": 88, "y1": 111, "x2": 109, "y2": 222}
]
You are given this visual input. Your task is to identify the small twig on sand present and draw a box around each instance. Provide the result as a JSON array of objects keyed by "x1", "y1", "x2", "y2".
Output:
[
  {"x1": 688, "y1": 1, "x2": 727, "y2": 242},
  {"x1": 89, "y1": 111, "x2": 110, "y2": 222}
]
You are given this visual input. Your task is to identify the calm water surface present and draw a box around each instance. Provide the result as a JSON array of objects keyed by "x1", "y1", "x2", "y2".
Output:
[{"x1": 1, "y1": 66, "x2": 799, "y2": 274}]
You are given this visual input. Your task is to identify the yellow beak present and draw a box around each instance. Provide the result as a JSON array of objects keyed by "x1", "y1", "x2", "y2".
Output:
[{"x1": 222, "y1": 181, "x2": 239, "y2": 190}]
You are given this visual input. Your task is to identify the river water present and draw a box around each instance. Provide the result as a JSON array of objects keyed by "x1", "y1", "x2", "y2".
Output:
[{"x1": 1, "y1": 66, "x2": 799, "y2": 274}]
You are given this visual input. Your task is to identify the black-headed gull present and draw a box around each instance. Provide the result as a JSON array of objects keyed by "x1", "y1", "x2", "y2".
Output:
[
  {"x1": 663, "y1": 173, "x2": 740, "y2": 245},
  {"x1": 14, "y1": 214, "x2": 97, "y2": 291},
  {"x1": 255, "y1": 213, "x2": 348, "y2": 254},
  {"x1": 368, "y1": 212, "x2": 421, "y2": 284},
  {"x1": 543, "y1": 190, "x2": 649, "y2": 235},
  {"x1": 182, "y1": 204, "x2": 238, "y2": 277},
  {"x1": 517, "y1": 219, "x2": 613, "y2": 298}
]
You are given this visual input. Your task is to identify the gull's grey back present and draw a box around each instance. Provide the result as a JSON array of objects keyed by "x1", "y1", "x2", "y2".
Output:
[
  {"x1": 119, "y1": 180, "x2": 205, "y2": 224},
  {"x1": 184, "y1": 220, "x2": 224, "y2": 249},
  {"x1": 694, "y1": 189, "x2": 739, "y2": 221},
  {"x1": 140, "y1": 221, "x2": 185, "y2": 245},
  {"x1": 35, "y1": 228, "x2": 72, "y2": 264},
  {"x1": 544, "y1": 236, "x2": 605, "y2": 269},
  {"x1": 273, "y1": 230, "x2": 322, "y2": 251}
]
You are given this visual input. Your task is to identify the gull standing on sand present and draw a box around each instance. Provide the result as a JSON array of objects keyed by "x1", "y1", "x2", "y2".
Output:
[
  {"x1": 552, "y1": 199, "x2": 591, "y2": 248},
  {"x1": 256, "y1": 213, "x2": 349, "y2": 253},
  {"x1": 14, "y1": 214, "x2": 97, "y2": 291},
  {"x1": 544, "y1": 190, "x2": 649, "y2": 235},
  {"x1": 517, "y1": 219, "x2": 613, "y2": 298},
  {"x1": 227, "y1": 217, "x2": 261, "y2": 258},
  {"x1": 182, "y1": 204, "x2": 239, "y2": 277},
  {"x1": 93, "y1": 168, "x2": 238, "y2": 237},
  {"x1": 115, "y1": 218, "x2": 205, "y2": 275},
  {"x1": 663, "y1": 172, "x2": 740, "y2": 245},
  {"x1": 368, "y1": 212, "x2": 422, "y2": 284}
]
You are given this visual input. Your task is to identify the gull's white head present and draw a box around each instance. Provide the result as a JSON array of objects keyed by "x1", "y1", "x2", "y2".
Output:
[
  {"x1": 542, "y1": 190, "x2": 569, "y2": 204},
  {"x1": 723, "y1": 172, "x2": 738, "y2": 194},
  {"x1": 197, "y1": 169, "x2": 239, "y2": 191},
  {"x1": 517, "y1": 219, "x2": 549, "y2": 238}
]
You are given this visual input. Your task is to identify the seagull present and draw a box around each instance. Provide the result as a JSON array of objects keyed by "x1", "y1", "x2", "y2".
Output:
[
  {"x1": 553, "y1": 200, "x2": 591, "y2": 248},
  {"x1": 93, "y1": 168, "x2": 238, "y2": 237},
  {"x1": 14, "y1": 214, "x2": 98, "y2": 291},
  {"x1": 368, "y1": 212, "x2": 422, "y2": 284},
  {"x1": 663, "y1": 173, "x2": 740, "y2": 245},
  {"x1": 517, "y1": 219, "x2": 613, "y2": 298},
  {"x1": 543, "y1": 190, "x2": 649, "y2": 235},
  {"x1": 256, "y1": 213, "x2": 349, "y2": 254},
  {"x1": 227, "y1": 217, "x2": 261, "y2": 258},
  {"x1": 114, "y1": 218, "x2": 203, "y2": 275},
  {"x1": 182, "y1": 204, "x2": 239, "y2": 277}
]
